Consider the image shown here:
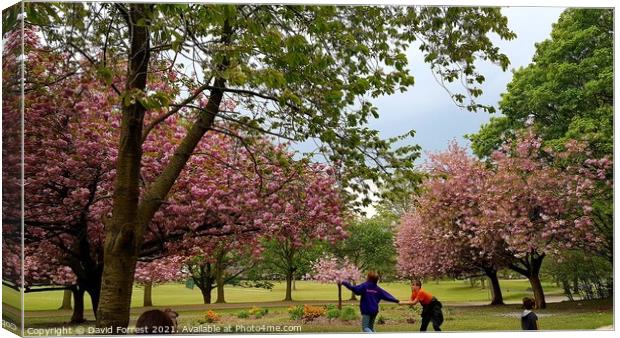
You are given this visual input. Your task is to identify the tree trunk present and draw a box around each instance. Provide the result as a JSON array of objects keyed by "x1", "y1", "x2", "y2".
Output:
[
  {"x1": 199, "y1": 285, "x2": 212, "y2": 304},
  {"x1": 509, "y1": 254, "x2": 546, "y2": 309},
  {"x1": 96, "y1": 6, "x2": 230, "y2": 328},
  {"x1": 97, "y1": 252, "x2": 140, "y2": 329},
  {"x1": 484, "y1": 268, "x2": 504, "y2": 305},
  {"x1": 59, "y1": 289, "x2": 72, "y2": 310},
  {"x1": 96, "y1": 3, "x2": 152, "y2": 330},
  {"x1": 284, "y1": 272, "x2": 293, "y2": 301},
  {"x1": 87, "y1": 280, "x2": 102, "y2": 317},
  {"x1": 70, "y1": 287, "x2": 86, "y2": 324},
  {"x1": 529, "y1": 255, "x2": 546, "y2": 309},
  {"x1": 528, "y1": 274, "x2": 546, "y2": 309},
  {"x1": 215, "y1": 273, "x2": 226, "y2": 304},
  {"x1": 480, "y1": 277, "x2": 485, "y2": 289},
  {"x1": 337, "y1": 284, "x2": 342, "y2": 310},
  {"x1": 143, "y1": 282, "x2": 153, "y2": 307}
]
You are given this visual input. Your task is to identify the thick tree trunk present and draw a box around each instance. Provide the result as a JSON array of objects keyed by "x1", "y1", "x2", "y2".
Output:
[
  {"x1": 509, "y1": 254, "x2": 546, "y2": 309},
  {"x1": 284, "y1": 272, "x2": 294, "y2": 301},
  {"x1": 528, "y1": 274, "x2": 546, "y2": 309},
  {"x1": 195, "y1": 264, "x2": 216, "y2": 304},
  {"x1": 143, "y1": 282, "x2": 153, "y2": 307},
  {"x1": 530, "y1": 255, "x2": 546, "y2": 309},
  {"x1": 215, "y1": 252, "x2": 226, "y2": 304},
  {"x1": 199, "y1": 285, "x2": 213, "y2": 304},
  {"x1": 337, "y1": 284, "x2": 342, "y2": 310},
  {"x1": 97, "y1": 252, "x2": 140, "y2": 329},
  {"x1": 96, "y1": 3, "x2": 151, "y2": 330},
  {"x1": 59, "y1": 289, "x2": 72, "y2": 310},
  {"x1": 484, "y1": 268, "x2": 504, "y2": 305},
  {"x1": 70, "y1": 287, "x2": 86, "y2": 324},
  {"x1": 87, "y1": 277, "x2": 102, "y2": 316},
  {"x1": 215, "y1": 273, "x2": 226, "y2": 304},
  {"x1": 96, "y1": 6, "x2": 230, "y2": 328}
]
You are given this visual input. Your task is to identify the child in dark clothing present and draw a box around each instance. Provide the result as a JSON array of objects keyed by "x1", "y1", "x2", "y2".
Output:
[
  {"x1": 340, "y1": 271, "x2": 400, "y2": 332},
  {"x1": 521, "y1": 297, "x2": 539, "y2": 330}
]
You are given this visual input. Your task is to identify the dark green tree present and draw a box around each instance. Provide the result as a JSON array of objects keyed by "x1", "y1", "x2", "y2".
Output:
[
  {"x1": 468, "y1": 8, "x2": 613, "y2": 158},
  {"x1": 334, "y1": 216, "x2": 397, "y2": 276},
  {"x1": 467, "y1": 8, "x2": 613, "y2": 267}
]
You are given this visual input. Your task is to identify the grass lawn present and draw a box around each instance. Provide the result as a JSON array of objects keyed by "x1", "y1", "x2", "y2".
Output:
[
  {"x1": 12, "y1": 299, "x2": 612, "y2": 334},
  {"x1": 4, "y1": 279, "x2": 564, "y2": 311},
  {"x1": 5, "y1": 278, "x2": 603, "y2": 334}
]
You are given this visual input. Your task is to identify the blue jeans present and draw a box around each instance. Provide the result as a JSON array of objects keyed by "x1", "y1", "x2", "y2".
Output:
[{"x1": 362, "y1": 314, "x2": 377, "y2": 332}]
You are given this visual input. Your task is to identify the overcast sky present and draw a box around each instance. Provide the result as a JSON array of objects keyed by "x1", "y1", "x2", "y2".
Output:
[
  {"x1": 367, "y1": 7, "x2": 565, "y2": 159},
  {"x1": 342, "y1": 6, "x2": 566, "y2": 216}
]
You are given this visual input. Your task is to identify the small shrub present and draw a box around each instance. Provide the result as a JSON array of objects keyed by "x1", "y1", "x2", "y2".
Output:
[
  {"x1": 288, "y1": 305, "x2": 304, "y2": 320},
  {"x1": 339, "y1": 306, "x2": 358, "y2": 321},
  {"x1": 302, "y1": 305, "x2": 327, "y2": 322},
  {"x1": 326, "y1": 308, "x2": 341, "y2": 320},
  {"x1": 204, "y1": 310, "x2": 220, "y2": 323},
  {"x1": 248, "y1": 307, "x2": 269, "y2": 318},
  {"x1": 326, "y1": 304, "x2": 337, "y2": 311},
  {"x1": 377, "y1": 315, "x2": 386, "y2": 325},
  {"x1": 237, "y1": 310, "x2": 249, "y2": 319}
]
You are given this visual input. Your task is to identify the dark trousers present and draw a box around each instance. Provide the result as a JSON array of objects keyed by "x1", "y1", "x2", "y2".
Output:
[
  {"x1": 420, "y1": 298, "x2": 443, "y2": 331},
  {"x1": 420, "y1": 314, "x2": 442, "y2": 331}
]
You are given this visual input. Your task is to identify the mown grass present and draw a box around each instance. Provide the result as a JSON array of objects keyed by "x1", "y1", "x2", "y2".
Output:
[
  {"x1": 4, "y1": 279, "x2": 564, "y2": 311},
  {"x1": 12, "y1": 299, "x2": 612, "y2": 333},
  {"x1": 7, "y1": 278, "x2": 600, "y2": 334}
]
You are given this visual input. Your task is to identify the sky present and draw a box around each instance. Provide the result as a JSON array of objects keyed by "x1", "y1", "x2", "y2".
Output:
[
  {"x1": 349, "y1": 6, "x2": 566, "y2": 216},
  {"x1": 366, "y1": 6, "x2": 565, "y2": 160}
]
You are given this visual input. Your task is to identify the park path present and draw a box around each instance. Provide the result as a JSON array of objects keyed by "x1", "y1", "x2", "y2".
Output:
[
  {"x1": 8, "y1": 295, "x2": 574, "y2": 319},
  {"x1": 596, "y1": 325, "x2": 613, "y2": 330}
]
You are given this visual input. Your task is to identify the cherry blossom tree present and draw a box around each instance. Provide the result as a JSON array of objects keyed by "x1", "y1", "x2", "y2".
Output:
[
  {"x1": 307, "y1": 255, "x2": 361, "y2": 309},
  {"x1": 396, "y1": 143, "x2": 511, "y2": 305},
  {"x1": 3, "y1": 27, "x2": 346, "y2": 321},
  {"x1": 134, "y1": 256, "x2": 188, "y2": 307},
  {"x1": 478, "y1": 132, "x2": 608, "y2": 308},
  {"x1": 258, "y1": 165, "x2": 347, "y2": 301},
  {"x1": 397, "y1": 134, "x2": 610, "y2": 308}
]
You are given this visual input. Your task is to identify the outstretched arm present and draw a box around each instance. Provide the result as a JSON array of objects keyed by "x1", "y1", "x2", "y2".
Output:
[
  {"x1": 379, "y1": 288, "x2": 399, "y2": 303},
  {"x1": 341, "y1": 281, "x2": 365, "y2": 295},
  {"x1": 398, "y1": 298, "x2": 420, "y2": 306}
]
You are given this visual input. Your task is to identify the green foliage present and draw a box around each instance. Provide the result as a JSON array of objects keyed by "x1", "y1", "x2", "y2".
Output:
[
  {"x1": 288, "y1": 305, "x2": 304, "y2": 321},
  {"x1": 254, "y1": 238, "x2": 326, "y2": 283},
  {"x1": 339, "y1": 306, "x2": 358, "y2": 321},
  {"x1": 248, "y1": 306, "x2": 269, "y2": 318},
  {"x1": 28, "y1": 3, "x2": 516, "y2": 212},
  {"x1": 468, "y1": 8, "x2": 613, "y2": 159},
  {"x1": 333, "y1": 216, "x2": 397, "y2": 277},
  {"x1": 543, "y1": 250, "x2": 612, "y2": 301},
  {"x1": 236, "y1": 310, "x2": 250, "y2": 319},
  {"x1": 326, "y1": 308, "x2": 341, "y2": 320},
  {"x1": 377, "y1": 314, "x2": 386, "y2": 324}
]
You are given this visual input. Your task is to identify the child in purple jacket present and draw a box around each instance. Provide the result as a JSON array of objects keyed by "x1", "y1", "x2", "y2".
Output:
[{"x1": 340, "y1": 271, "x2": 399, "y2": 332}]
